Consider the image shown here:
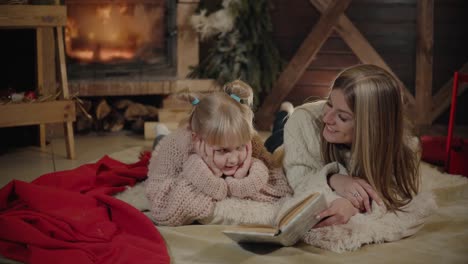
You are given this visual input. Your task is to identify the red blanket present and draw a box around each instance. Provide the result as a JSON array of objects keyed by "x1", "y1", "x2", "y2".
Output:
[{"x1": 0, "y1": 153, "x2": 170, "y2": 264}]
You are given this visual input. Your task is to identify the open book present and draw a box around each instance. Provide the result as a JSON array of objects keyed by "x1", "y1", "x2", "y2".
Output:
[{"x1": 222, "y1": 192, "x2": 326, "y2": 246}]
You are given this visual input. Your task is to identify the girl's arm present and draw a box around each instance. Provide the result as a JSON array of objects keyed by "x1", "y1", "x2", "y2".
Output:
[
  {"x1": 145, "y1": 129, "x2": 217, "y2": 226},
  {"x1": 182, "y1": 154, "x2": 228, "y2": 201},
  {"x1": 145, "y1": 128, "x2": 191, "y2": 202},
  {"x1": 225, "y1": 158, "x2": 269, "y2": 198}
]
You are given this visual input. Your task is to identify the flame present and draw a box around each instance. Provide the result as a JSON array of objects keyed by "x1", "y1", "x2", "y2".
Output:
[{"x1": 65, "y1": 4, "x2": 163, "y2": 63}]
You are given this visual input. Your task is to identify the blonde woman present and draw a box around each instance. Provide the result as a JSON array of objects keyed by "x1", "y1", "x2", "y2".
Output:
[
  {"x1": 145, "y1": 80, "x2": 291, "y2": 226},
  {"x1": 281, "y1": 64, "x2": 421, "y2": 227}
]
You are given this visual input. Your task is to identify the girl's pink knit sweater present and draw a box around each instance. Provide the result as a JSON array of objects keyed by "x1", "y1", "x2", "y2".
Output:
[{"x1": 145, "y1": 128, "x2": 292, "y2": 226}]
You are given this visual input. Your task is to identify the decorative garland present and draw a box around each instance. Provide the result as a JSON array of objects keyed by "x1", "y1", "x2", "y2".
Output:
[{"x1": 189, "y1": 0, "x2": 283, "y2": 106}]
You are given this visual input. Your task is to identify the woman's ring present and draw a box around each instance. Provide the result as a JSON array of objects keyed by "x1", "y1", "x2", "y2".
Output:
[{"x1": 353, "y1": 192, "x2": 360, "y2": 197}]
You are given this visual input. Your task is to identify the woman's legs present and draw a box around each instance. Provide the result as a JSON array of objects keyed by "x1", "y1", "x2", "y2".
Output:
[
  {"x1": 264, "y1": 102, "x2": 294, "y2": 153},
  {"x1": 152, "y1": 123, "x2": 171, "y2": 149}
]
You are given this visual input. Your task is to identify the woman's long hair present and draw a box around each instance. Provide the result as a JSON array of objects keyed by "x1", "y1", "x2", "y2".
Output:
[{"x1": 321, "y1": 64, "x2": 420, "y2": 211}]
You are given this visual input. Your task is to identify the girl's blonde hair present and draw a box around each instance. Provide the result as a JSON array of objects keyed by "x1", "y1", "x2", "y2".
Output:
[
  {"x1": 321, "y1": 64, "x2": 420, "y2": 211},
  {"x1": 177, "y1": 80, "x2": 255, "y2": 147}
]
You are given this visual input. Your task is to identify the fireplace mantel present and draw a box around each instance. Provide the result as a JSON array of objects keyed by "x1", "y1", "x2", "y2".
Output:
[{"x1": 69, "y1": 79, "x2": 218, "y2": 96}]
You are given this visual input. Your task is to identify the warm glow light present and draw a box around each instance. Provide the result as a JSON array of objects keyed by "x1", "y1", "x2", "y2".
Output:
[
  {"x1": 67, "y1": 50, "x2": 94, "y2": 61},
  {"x1": 64, "y1": 4, "x2": 164, "y2": 63},
  {"x1": 100, "y1": 49, "x2": 135, "y2": 61}
]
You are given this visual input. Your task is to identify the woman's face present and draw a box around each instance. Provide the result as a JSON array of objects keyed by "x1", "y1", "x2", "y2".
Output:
[{"x1": 322, "y1": 89, "x2": 355, "y2": 145}]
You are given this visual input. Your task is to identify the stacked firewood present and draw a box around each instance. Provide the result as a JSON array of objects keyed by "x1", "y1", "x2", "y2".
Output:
[{"x1": 75, "y1": 98, "x2": 159, "y2": 134}]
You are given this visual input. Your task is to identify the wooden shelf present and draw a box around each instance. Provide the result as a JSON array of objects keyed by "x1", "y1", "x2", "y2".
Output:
[
  {"x1": 0, "y1": 100, "x2": 75, "y2": 128},
  {"x1": 69, "y1": 79, "x2": 219, "y2": 96}
]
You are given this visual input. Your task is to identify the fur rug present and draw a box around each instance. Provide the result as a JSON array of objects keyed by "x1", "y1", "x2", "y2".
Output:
[{"x1": 113, "y1": 147, "x2": 468, "y2": 252}]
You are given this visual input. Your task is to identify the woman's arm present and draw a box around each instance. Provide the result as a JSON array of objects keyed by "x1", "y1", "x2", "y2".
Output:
[
  {"x1": 328, "y1": 174, "x2": 383, "y2": 212},
  {"x1": 283, "y1": 104, "x2": 345, "y2": 202}
]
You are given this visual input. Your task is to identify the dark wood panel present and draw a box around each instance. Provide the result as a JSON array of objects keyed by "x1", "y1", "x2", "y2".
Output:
[
  {"x1": 353, "y1": 22, "x2": 417, "y2": 37},
  {"x1": 434, "y1": 3, "x2": 468, "y2": 23},
  {"x1": 271, "y1": 0, "x2": 315, "y2": 9},
  {"x1": 364, "y1": 36, "x2": 415, "y2": 53},
  {"x1": 347, "y1": 5, "x2": 416, "y2": 23},
  {"x1": 352, "y1": 0, "x2": 416, "y2": 4},
  {"x1": 296, "y1": 69, "x2": 340, "y2": 86},
  {"x1": 271, "y1": 0, "x2": 318, "y2": 38},
  {"x1": 274, "y1": 36, "x2": 354, "y2": 59},
  {"x1": 434, "y1": 40, "x2": 468, "y2": 56},
  {"x1": 285, "y1": 84, "x2": 330, "y2": 106},
  {"x1": 309, "y1": 53, "x2": 360, "y2": 69},
  {"x1": 434, "y1": 24, "x2": 468, "y2": 38},
  {"x1": 272, "y1": 16, "x2": 317, "y2": 37},
  {"x1": 267, "y1": 0, "x2": 467, "y2": 125},
  {"x1": 320, "y1": 36, "x2": 354, "y2": 52}
]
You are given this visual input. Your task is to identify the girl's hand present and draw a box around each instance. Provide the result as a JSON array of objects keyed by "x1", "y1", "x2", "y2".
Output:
[
  {"x1": 193, "y1": 139, "x2": 223, "y2": 177},
  {"x1": 233, "y1": 141, "x2": 252, "y2": 179},
  {"x1": 314, "y1": 198, "x2": 359, "y2": 228},
  {"x1": 328, "y1": 174, "x2": 383, "y2": 212}
]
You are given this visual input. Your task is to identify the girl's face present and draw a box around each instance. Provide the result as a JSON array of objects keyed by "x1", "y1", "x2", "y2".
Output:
[
  {"x1": 212, "y1": 143, "x2": 250, "y2": 176},
  {"x1": 322, "y1": 89, "x2": 355, "y2": 145}
]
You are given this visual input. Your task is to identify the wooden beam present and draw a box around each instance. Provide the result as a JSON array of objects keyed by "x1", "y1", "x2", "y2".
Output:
[
  {"x1": 255, "y1": 0, "x2": 351, "y2": 130},
  {"x1": 430, "y1": 62, "x2": 468, "y2": 123},
  {"x1": 177, "y1": 2, "x2": 199, "y2": 78},
  {"x1": 0, "y1": 5, "x2": 66, "y2": 27},
  {"x1": 309, "y1": 0, "x2": 415, "y2": 107},
  {"x1": 36, "y1": 28, "x2": 57, "y2": 96},
  {"x1": 415, "y1": 0, "x2": 434, "y2": 125},
  {"x1": 56, "y1": 27, "x2": 70, "y2": 99}
]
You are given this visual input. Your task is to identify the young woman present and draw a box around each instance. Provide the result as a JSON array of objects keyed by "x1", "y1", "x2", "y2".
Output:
[
  {"x1": 281, "y1": 64, "x2": 421, "y2": 227},
  {"x1": 145, "y1": 80, "x2": 291, "y2": 226}
]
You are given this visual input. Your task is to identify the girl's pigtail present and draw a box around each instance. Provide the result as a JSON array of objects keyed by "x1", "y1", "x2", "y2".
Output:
[
  {"x1": 173, "y1": 92, "x2": 201, "y2": 129},
  {"x1": 223, "y1": 80, "x2": 254, "y2": 107},
  {"x1": 175, "y1": 92, "x2": 201, "y2": 106}
]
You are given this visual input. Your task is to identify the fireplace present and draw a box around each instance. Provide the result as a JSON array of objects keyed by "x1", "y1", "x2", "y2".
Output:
[
  {"x1": 65, "y1": 0, "x2": 211, "y2": 97},
  {"x1": 65, "y1": 0, "x2": 176, "y2": 81}
]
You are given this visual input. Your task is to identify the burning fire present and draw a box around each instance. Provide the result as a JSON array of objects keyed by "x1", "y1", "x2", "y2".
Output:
[{"x1": 65, "y1": 4, "x2": 164, "y2": 63}]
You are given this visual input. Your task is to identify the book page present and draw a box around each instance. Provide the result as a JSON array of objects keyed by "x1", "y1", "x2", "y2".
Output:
[{"x1": 278, "y1": 193, "x2": 319, "y2": 228}]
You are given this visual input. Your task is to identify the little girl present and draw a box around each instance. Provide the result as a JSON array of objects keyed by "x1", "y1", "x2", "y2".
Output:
[{"x1": 145, "y1": 80, "x2": 292, "y2": 226}]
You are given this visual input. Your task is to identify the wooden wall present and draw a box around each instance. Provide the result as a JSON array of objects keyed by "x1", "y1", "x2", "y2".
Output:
[
  {"x1": 269, "y1": 0, "x2": 468, "y2": 124},
  {"x1": 432, "y1": 0, "x2": 468, "y2": 124}
]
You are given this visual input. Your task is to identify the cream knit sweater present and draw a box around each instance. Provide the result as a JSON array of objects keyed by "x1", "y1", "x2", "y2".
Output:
[
  {"x1": 145, "y1": 128, "x2": 292, "y2": 226},
  {"x1": 285, "y1": 101, "x2": 436, "y2": 251},
  {"x1": 206, "y1": 101, "x2": 437, "y2": 252}
]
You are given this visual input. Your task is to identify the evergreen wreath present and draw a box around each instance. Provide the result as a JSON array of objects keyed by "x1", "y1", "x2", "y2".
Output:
[{"x1": 189, "y1": 0, "x2": 283, "y2": 106}]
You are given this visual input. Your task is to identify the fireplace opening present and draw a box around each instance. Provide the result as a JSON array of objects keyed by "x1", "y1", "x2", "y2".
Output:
[{"x1": 65, "y1": 0, "x2": 176, "y2": 81}]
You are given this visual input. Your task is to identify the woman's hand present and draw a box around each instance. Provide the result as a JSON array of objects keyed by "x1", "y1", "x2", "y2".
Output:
[
  {"x1": 233, "y1": 141, "x2": 252, "y2": 179},
  {"x1": 314, "y1": 198, "x2": 359, "y2": 228},
  {"x1": 193, "y1": 139, "x2": 223, "y2": 177},
  {"x1": 328, "y1": 174, "x2": 383, "y2": 212}
]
